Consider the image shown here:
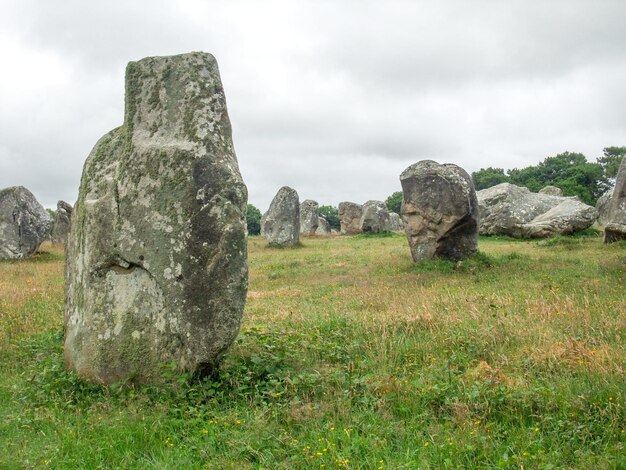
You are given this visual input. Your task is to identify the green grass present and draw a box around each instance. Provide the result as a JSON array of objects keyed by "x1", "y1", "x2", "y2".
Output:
[{"x1": 0, "y1": 237, "x2": 624, "y2": 468}]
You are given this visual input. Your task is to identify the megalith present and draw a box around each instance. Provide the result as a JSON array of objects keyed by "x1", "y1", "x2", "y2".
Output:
[
  {"x1": 604, "y1": 156, "x2": 626, "y2": 242},
  {"x1": 262, "y1": 186, "x2": 300, "y2": 246},
  {"x1": 0, "y1": 186, "x2": 52, "y2": 259},
  {"x1": 300, "y1": 199, "x2": 319, "y2": 236},
  {"x1": 316, "y1": 216, "x2": 331, "y2": 235},
  {"x1": 400, "y1": 160, "x2": 479, "y2": 261},
  {"x1": 360, "y1": 200, "x2": 391, "y2": 233},
  {"x1": 338, "y1": 201, "x2": 362, "y2": 235},
  {"x1": 64, "y1": 52, "x2": 248, "y2": 385},
  {"x1": 51, "y1": 200, "x2": 73, "y2": 245},
  {"x1": 388, "y1": 212, "x2": 404, "y2": 231}
]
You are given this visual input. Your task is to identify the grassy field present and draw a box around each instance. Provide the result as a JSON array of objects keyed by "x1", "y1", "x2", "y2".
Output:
[{"x1": 0, "y1": 233, "x2": 624, "y2": 469}]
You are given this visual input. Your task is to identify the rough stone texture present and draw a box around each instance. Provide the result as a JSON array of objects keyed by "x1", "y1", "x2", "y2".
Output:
[
  {"x1": 51, "y1": 200, "x2": 73, "y2": 245},
  {"x1": 400, "y1": 160, "x2": 479, "y2": 261},
  {"x1": 539, "y1": 185, "x2": 563, "y2": 196},
  {"x1": 316, "y1": 216, "x2": 331, "y2": 235},
  {"x1": 262, "y1": 187, "x2": 300, "y2": 246},
  {"x1": 477, "y1": 183, "x2": 597, "y2": 238},
  {"x1": 64, "y1": 53, "x2": 248, "y2": 385},
  {"x1": 360, "y1": 200, "x2": 391, "y2": 233},
  {"x1": 0, "y1": 186, "x2": 52, "y2": 259},
  {"x1": 388, "y1": 212, "x2": 404, "y2": 231},
  {"x1": 299, "y1": 199, "x2": 319, "y2": 236},
  {"x1": 604, "y1": 156, "x2": 626, "y2": 243},
  {"x1": 595, "y1": 190, "x2": 612, "y2": 226},
  {"x1": 338, "y1": 202, "x2": 363, "y2": 235}
]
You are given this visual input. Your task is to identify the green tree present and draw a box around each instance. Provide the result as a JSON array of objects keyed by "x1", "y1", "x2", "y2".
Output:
[
  {"x1": 246, "y1": 204, "x2": 262, "y2": 235},
  {"x1": 385, "y1": 191, "x2": 403, "y2": 214},
  {"x1": 597, "y1": 146, "x2": 626, "y2": 179},
  {"x1": 471, "y1": 167, "x2": 509, "y2": 190},
  {"x1": 318, "y1": 205, "x2": 340, "y2": 230}
]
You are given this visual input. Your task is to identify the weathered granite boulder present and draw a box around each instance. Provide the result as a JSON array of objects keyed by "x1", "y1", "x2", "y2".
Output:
[
  {"x1": 477, "y1": 183, "x2": 597, "y2": 238},
  {"x1": 262, "y1": 186, "x2": 300, "y2": 246},
  {"x1": 338, "y1": 201, "x2": 362, "y2": 235},
  {"x1": 360, "y1": 200, "x2": 391, "y2": 233},
  {"x1": 400, "y1": 160, "x2": 478, "y2": 261},
  {"x1": 539, "y1": 185, "x2": 563, "y2": 196},
  {"x1": 316, "y1": 216, "x2": 331, "y2": 235},
  {"x1": 300, "y1": 199, "x2": 319, "y2": 236},
  {"x1": 64, "y1": 52, "x2": 248, "y2": 385},
  {"x1": 596, "y1": 190, "x2": 612, "y2": 226},
  {"x1": 0, "y1": 186, "x2": 52, "y2": 259},
  {"x1": 388, "y1": 212, "x2": 404, "y2": 231},
  {"x1": 604, "y1": 156, "x2": 626, "y2": 242},
  {"x1": 51, "y1": 200, "x2": 73, "y2": 245}
]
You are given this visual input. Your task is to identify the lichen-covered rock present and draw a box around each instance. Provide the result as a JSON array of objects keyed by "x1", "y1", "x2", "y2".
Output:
[
  {"x1": 388, "y1": 212, "x2": 404, "y2": 231},
  {"x1": 51, "y1": 200, "x2": 73, "y2": 245},
  {"x1": 477, "y1": 183, "x2": 597, "y2": 238},
  {"x1": 596, "y1": 190, "x2": 612, "y2": 226},
  {"x1": 0, "y1": 186, "x2": 52, "y2": 259},
  {"x1": 338, "y1": 201, "x2": 362, "y2": 235},
  {"x1": 604, "y1": 156, "x2": 626, "y2": 243},
  {"x1": 300, "y1": 199, "x2": 319, "y2": 236},
  {"x1": 262, "y1": 187, "x2": 300, "y2": 246},
  {"x1": 64, "y1": 52, "x2": 248, "y2": 385},
  {"x1": 316, "y1": 216, "x2": 331, "y2": 235},
  {"x1": 360, "y1": 200, "x2": 390, "y2": 233},
  {"x1": 539, "y1": 185, "x2": 563, "y2": 196},
  {"x1": 400, "y1": 160, "x2": 478, "y2": 261}
]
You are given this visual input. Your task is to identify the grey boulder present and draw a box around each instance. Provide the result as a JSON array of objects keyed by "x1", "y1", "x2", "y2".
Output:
[
  {"x1": 64, "y1": 52, "x2": 248, "y2": 385},
  {"x1": 477, "y1": 183, "x2": 597, "y2": 238},
  {"x1": 338, "y1": 201, "x2": 362, "y2": 235},
  {"x1": 51, "y1": 200, "x2": 73, "y2": 245},
  {"x1": 388, "y1": 212, "x2": 404, "y2": 231},
  {"x1": 262, "y1": 186, "x2": 300, "y2": 246},
  {"x1": 316, "y1": 216, "x2": 331, "y2": 235},
  {"x1": 299, "y1": 199, "x2": 319, "y2": 236},
  {"x1": 0, "y1": 186, "x2": 52, "y2": 259},
  {"x1": 360, "y1": 200, "x2": 390, "y2": 233},
  {"x1": 539, "y1": 185, "x2": 563, "y2": 196},
  {"x1": 595, "y1": 190, "x2": 612, "y2": 226},
  {"x1": 604, "y1": 156, "x2": 626, "y2": 243},
  {"x1": 400, "y1": 160, "x2": 479, "y2": 261}
]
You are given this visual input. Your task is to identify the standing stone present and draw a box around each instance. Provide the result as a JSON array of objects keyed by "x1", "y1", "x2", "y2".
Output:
[
  {"x1": 338, "y1": 201, "x2": 363, "y2": 235},
  {"x1": 316, "y1": 216, "x2": 331, "y2": 235},
  {"x1": 388, "y1": 212, "x2": 404, "y2": 231},
  {"x1": 539, "y1": 185, "x2": 563, "y2": 196},
  {"x1": 595, "y1": 190, "x2": 612, "y2": 226},
  {"x1": 0, "y1": 186, "x2": 52, "y2": 259},
  {"x1": 262, "y1": 187, "x2": 300, "y2": 246},
  {"x1": 65, "y1": 53, "x2": 248, "y2": 385},
  {"x1": 604, "y1": 156, "x2": 626, "y2": 242},
  {"x1": 360, "y1": 200, "x2": 391, "y2": 233},
  {"x1": 400, "y1": 160, "x2": 479, "y2": 261},
  {"x1": 300, "y1": 199, "x2": 319, "y2": 236},
  {"x1": 51, "y1": 200, "x2": 73, "y2": 245}
]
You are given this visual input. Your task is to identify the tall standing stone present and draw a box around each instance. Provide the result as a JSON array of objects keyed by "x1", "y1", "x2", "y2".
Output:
[
  {"x1": 400, "y1": 160, "x2": 479, "y2": 261},
  {"x1": 300, "y1": 199, "x2": 319, "y2": 236},
  {"x1": 388, "y1": 212, "x2": 404, "y2": 231},
  {"x1": 360, "y1": 200, "x2": 391, "y2": 233},
  {"x1": 604, "y1": 156, "x2": 626, "y2": 242},
  {"x1": 262, "y1": 187, "x2": 300, "y2": 246},
  {"x1": 0, "y1": 186, "x2": 52, "y2": 259},
  {"x1": 338, "y1": 201, "x2": 363, "y2": 235},
  {"x1": 65, "y1": 53, "x2": 248, "y2": 384},
  {"x1": 51, "y1": 200, "x2": 73, "y2": 245}
]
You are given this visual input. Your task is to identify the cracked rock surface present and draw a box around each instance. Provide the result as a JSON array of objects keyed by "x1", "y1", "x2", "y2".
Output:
[{"x1": 64, "y1": 52, "x2": 248, "y2": 384}]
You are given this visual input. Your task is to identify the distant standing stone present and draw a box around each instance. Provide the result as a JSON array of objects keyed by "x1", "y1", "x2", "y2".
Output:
[
  {"x1": 64, "y1": 52, "x2": 248, "y2": 385},
  {"x1": 316, "y1": 216, "x2": 331, "y2": 235},
  {"x1": 300, "y1": 199, "x2": 319, "y2": 236},
  {"x1": 388, "y1": 212, "x2": 404, "y2": 231},
  {"x1": 0, "y1": 186, "x2": 52, "y2": 259},
  {"x1": 400, "y1": 160, "x2": 479, "y2": 261},
  {"x1": 51, "y1": 200, "x2": 73, "y2": 245},
  {"x1": 262, "y1": 186, "x2": 300, "y2": 246},
  {"x1": 338, "y1": 201, "x2": 363, "y2": 235},
  {"x1": 604, "y1": 156, "x2": 626, "y2": 242},
  {"x1": 595, "y1": 190, "x2": 612, "y2": 226},
  {"x1": 360, "y1": 200, "x2": 390, "y2": 233},
  {"x1": 539, "y1": 185, "x2": 563, "y2": 196}
]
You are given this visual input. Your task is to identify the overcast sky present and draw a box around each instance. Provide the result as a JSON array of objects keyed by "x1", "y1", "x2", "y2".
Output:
[{"x1": 1, "y1": 0, "x2": 625, "y2": 211}]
